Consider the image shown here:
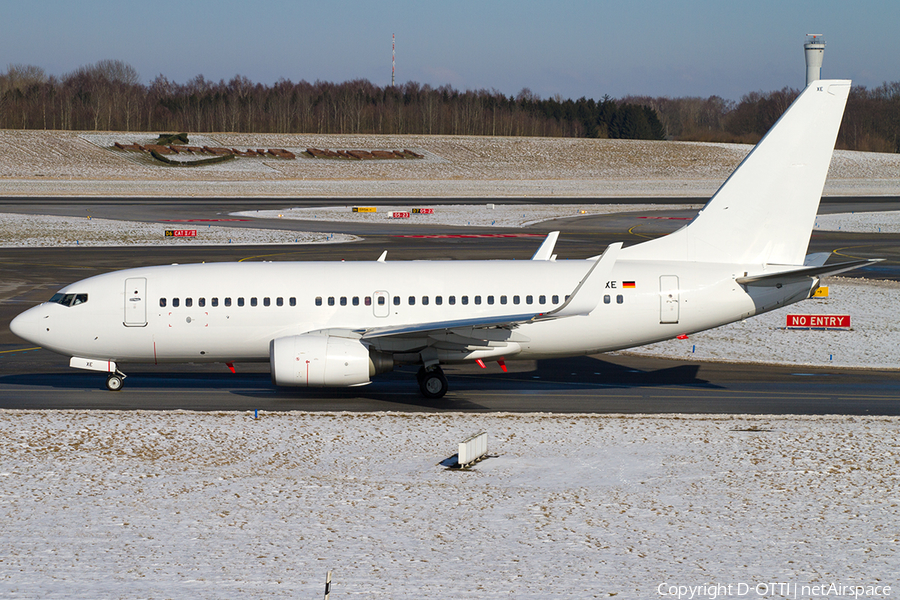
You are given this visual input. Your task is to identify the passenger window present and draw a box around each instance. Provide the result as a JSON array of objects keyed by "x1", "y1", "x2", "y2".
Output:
[
  {"x1": 449, "y1": 296, "x2": 456, "y2": 305},
  {"x1": 539, "y1": 295, "x2": 546, "y2": 304},
  {"x1": 513, "y1": 295, "x2": 520, "y2": 305},
  {"x1": 352, "y1": 297, "x2": 359, "y2": 306},
  {"x1": 392, "y1": 296, "x2": 399, "y2": 306},
  {"x1": 185, "y1": 298, "x2": 192, "y2": 307},
  {"x1": 408, "y1": 296, "x2": 415, "y2": 306},
  {"x1": 474, "y1": 296, "x2": 482, "y2": 305},
  {"x1": 199, "y1": 298, "x2": 206, "y2": 307},
  {"x1": 487, "y1": 295, "x2": 494, "y2": 305},
  {"x1": 340, "y1": 297, "x2": 347, "y2": 306},
  {"x1": 462, "y1": 296, "x2": 469, "y2": 305},
  {"x1": 422, "y1": 296, "x2": 429, "y2": 306},
  {"x1": 263, "y1": 297, "x2": 270, "y2": 307},
  {"x1": 378, "y1": 296, "x2": 386, "y2": 306},
  {"x1": 500, "y1": 295, "x2": 507, "y2": 305},
  {"x1": 617, "y1": 295, "x2": 624, "y2": 304},
  {"x1": 290, "y1": 297, "x2": 296, "y2": 307},
  {"x1": 328, "y1": 297, "x2": 335, "y2": 306},
  {"x1": 212, "y1": 297, "x2": 219, "y2": 307},
  {"x1": 173, "y1": 298, "x2": 180, "y2": 308},
  {"x1": 552, "y1": 295, "x2": 559, "y2": 304},
  {"x1": 604, "y1": 295, "x2": 611, "y2": 304},
  {"x1": 436, "y1": 296, "x2": 443, "y2": 305},
  {"x1": 238, "y1": 297, "x2": 245, "y2": 307},
  {"x1": 250, "y1": 297, "x2": 257, "y2": 307},
  {"x1": 225, "y1": 297, "x2": 232, "y2": 307},
  {"x1": 526, "y1": 295, "x2": 533, "y2": 305},
  {"x1": 315, "y1": 297, "x2": 322, "y2": 306},
  {"x1": 159, "y1": 298, "x2": 166, "y2": 308},
  {"x1": 276, "y1": 297, "x2": 283, "y2": 307}
]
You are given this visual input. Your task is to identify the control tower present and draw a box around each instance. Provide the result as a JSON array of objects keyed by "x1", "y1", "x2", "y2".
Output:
[{"x1": 804, "y1": 34, "x2": 825, "y2": 87}]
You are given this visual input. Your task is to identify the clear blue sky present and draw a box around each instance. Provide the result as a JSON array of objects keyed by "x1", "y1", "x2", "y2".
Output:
[{"x1": 1, "y1": 0, "x2": 895, "y2": 100}]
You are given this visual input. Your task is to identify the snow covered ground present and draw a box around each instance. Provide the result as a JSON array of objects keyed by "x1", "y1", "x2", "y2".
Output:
[
  {"x1": 2, "y1": 130, "x2": 899, "y2": 197},
  {"x1": 2, "y1": 176, "x2": 899, "y2": 597},
  {"x1": 816, "y1": 211, "x2": 900, "y2": 233},
  {"x1": 0, "y1": 212, "x2": 356, "y2": 247},
  {"x1": 0, "y1": 411, "x2": 896, "y2": 599},
  {"x1": 235, "y1": 203, "x2": 701, "y2": 228}
]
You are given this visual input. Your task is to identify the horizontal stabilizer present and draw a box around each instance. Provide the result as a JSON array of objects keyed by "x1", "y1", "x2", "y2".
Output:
[
  {"x1": 736, "y1": 258, "x2": 881, "y2": 287},
  {"x1": 803, "y1": 252, "x2": 831, "y2": 267}
]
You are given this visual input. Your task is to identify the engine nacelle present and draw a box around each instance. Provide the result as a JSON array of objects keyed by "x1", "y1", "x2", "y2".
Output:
[{"x1": 269, "y1": 334, "x2": 393, "y2": 387}]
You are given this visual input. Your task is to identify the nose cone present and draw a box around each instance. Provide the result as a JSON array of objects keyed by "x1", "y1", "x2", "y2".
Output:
[{"x1": 10, "y1": 305, "x2": 46, "y2": 345}]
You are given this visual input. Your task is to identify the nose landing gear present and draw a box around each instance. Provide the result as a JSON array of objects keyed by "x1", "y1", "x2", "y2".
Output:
[{"x1": 105, "y1": 371, "x2": 126, "y2": 391}]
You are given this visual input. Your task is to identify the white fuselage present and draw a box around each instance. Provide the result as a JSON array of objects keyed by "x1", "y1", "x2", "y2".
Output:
[{"x1": 10, "y1": 256, "x2": 810, "y2": 366}]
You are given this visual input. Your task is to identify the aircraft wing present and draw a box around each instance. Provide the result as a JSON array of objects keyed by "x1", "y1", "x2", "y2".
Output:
[
  {"x1": 358, "y1": 313, "x2": 540, "y2": 340},
  {"x1": 736, "y1": 258, "x2": 882, "y2": 287},
  {"x1": 303, "y1": 240, "x2": 623, "y2": 355},
  {"x1": 305, "y1": 315, "x2": 538, "y2": 357},
  {"x1": 358, "y1": 241, "x2": 622, "y2": 338}
]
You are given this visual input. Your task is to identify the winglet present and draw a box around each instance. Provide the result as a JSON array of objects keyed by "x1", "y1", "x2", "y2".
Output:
[
  {"x1": 536, "y1": 242, "x2": 622, "y2": 319},
  {"x1": 531, "y1": 231, "x2": 559, "y2": 261}
]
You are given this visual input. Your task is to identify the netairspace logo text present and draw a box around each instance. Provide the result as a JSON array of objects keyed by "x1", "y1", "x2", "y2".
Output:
[{"x1": 656, "y1": 582, "x2": 892, "y2": 599}]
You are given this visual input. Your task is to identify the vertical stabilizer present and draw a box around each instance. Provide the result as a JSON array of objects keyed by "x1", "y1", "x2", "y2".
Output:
[{"x1": 622, "y1": 80, "x2": 850, "y2": 266}]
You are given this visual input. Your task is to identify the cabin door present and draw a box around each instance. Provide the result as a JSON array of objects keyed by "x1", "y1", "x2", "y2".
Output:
[
  {"x1": 124, "y1": 277, "x2": 147, "y2": 327},
  {"x1": 659, "y1": 275, "x2": 680, "y2": 324}
]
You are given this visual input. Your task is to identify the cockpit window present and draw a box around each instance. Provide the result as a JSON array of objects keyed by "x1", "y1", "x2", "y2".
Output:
[{"x1": 48, "y1": 293, "x2": 88, "y2": 307}]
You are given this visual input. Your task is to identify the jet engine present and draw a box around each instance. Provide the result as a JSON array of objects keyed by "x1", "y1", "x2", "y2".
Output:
[{"x1": 269, "y1": 334, "x2": 393, "y2": 387}]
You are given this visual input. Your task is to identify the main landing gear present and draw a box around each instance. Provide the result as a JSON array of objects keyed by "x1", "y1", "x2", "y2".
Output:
[{"x1": 417, "y1": 366, "x2": 448, "y2": 399}]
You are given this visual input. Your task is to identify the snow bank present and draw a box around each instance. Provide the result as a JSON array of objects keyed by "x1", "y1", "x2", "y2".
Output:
[{"x1": 0, "y1": 411, "x2": 895, "y2": 598}]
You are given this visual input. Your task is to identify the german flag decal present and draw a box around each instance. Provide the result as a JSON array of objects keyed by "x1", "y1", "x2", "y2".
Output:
[{"x1": 622, "y1": 281, "x2": 636, "y2": 288}]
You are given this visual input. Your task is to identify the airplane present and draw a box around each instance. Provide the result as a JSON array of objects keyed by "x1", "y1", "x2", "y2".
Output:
[{"x1": 10, "y1": 79, "x2": 878, "y2": 398}]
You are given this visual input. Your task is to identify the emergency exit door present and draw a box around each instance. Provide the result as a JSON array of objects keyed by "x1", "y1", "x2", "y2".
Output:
[{"x1": 373, "y1": 290, "x2": 390, "y2": 318}]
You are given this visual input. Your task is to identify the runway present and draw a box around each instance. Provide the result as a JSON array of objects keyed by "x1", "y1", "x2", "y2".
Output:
[
  {"x1": 2, "y1": 346, "x2": 899, "y2": 414},
  {"x1": 2, "y1": 196, "x2": 899, "y2": 414}
]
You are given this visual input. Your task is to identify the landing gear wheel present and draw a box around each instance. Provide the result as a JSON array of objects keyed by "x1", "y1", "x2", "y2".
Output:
[
  {"x1": 418, "y1": 367, "x2": 448, "y2": 399},
  {"x1": 106, "y1": 374, "x2": 124, "y2": 391}
]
